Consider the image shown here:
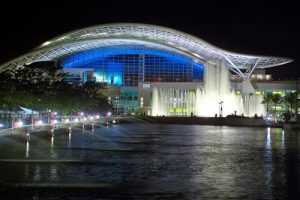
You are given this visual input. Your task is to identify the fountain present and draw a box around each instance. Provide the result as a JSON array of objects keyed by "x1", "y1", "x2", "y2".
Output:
[
  {"x1": 151, "y1": 88, "x2": 196, "y2": 116},
  {"x1": 196, "y1": 61, "x2": 265, "y2": 117},
  {"x1": 151, "y1": 61, "x2": 266, "y2": 117}
]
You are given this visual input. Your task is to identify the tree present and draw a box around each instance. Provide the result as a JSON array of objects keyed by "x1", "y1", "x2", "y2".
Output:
[
  {"x1": 0, "y1": 63, "x2": 112, "y2": 126},
  {"x1": 80, "y1": 81, "x2": 112, "y2": 114},
  {"x1": 272, "y1": 94, "x2": 282, "y2": 113},
  {"x1": 271, "y1": 93, "x2": 282, "y2": 123},
  {"x1": 284, "y1": 91, "x2": 298, "y2": 121},
  {"x1": 262, "y1": 93, "x2": 273, "y2": 115}
]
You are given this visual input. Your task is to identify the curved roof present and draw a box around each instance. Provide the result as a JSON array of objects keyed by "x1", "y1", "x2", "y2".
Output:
[{"x1": 0, "y1": 23, "x2": 292, "y2": 78}]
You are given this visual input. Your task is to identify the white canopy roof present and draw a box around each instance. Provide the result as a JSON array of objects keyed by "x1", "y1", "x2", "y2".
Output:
[{"x1": 0, "y1": 23, "x2": 292, "y2": 78}]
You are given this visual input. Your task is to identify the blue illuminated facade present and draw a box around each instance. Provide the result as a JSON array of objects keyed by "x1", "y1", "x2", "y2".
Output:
[
  {"x1": 61, "y1": 45, "x2": 204, "y2": 86},
  {"x1": 60, "y1": 45, "x2": 205, "y2": 113}
]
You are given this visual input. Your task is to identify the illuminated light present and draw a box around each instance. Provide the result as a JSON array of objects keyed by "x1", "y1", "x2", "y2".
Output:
[
  {"x1": 176, "y1": 108, "x2": 182, "y2": 113},
  {"x1": 265, "y1": 75, "x2": 272, "y2": 80},
  {"x1": 0, "y1": 124, "x2": 4, "y2": 128},
  {"x1": 236, "y1": 91, "x2": 241, "y2": 95},
  {"x1": 34, "y1": 120, "x2": 43, "y2": 126},
  {"x1": 42, "y1": 41, "x2": 51, "y2": 46},
  {"x1": 96, "y1": 115, "x2": 100, "y2": 119},
  {"x1": 61, "y1": 45, "x2": 202, "y2": 71},
  {"x1": 80, "y1": 112, "x2": 84, "y2": 116},
  {"x1": 79, "y1": 33, "x2": 92, "y2": 37},
  {"x1": 112, "y1": 32, "x2": 123, "y2": 36},
  {"x1": 272, "y1": 91, "x2": 281, "y2": 95},
  {"x1": 107, "y1": 112, "x2": 111, "y2": 117},
  {"x1": 177, "y1": 46, "x2": 189, "y2": 51},
  {"x1": 78, "y1": 32, "x2": 108, "y2": 38},
  {"x1": 191, "y1": 52, "x2": 202, "y2": 59},
  {"x1": 255, "y1": 91, "x2": 261, "y2": 95},
  {"x1": 62, "y1": 119, "x2": 69, "y2": 123},
  {"x1": 56, "y1": 36, "x2": 67, "y2": 41},
  {"x1": 14, "y1": 121, "x2": 23, "y2": 128},
  {"x1": 167, "y1": 41, "x2": 175, "y2": 45},
  {"x1": 26, "y1": 132, "x2": 30, "y2": 141},
  {"x1": 73, "y1": 118, "x2": 79, "y2": 122},
  {"x1": 50, "y1": 120, "x2": 57, "y2": 125},
  {"x1": 257, "y1": 74, "x2": 263, "y2": 80}
]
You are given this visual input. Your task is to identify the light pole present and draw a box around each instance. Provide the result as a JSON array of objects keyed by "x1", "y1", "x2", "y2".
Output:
[
  {"x1": 116, "y1": 96, "x2": 119, "y2": 116},
  {"x1": 219, "y1": 101, "x2": 224, "y2": 117}
]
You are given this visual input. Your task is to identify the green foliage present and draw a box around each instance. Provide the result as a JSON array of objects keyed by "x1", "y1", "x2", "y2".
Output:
[
  {"x1": 285, "y1": 91, "x2": 298, "y2": 113},
  {"x1": 0, "y1": 65, "x2": 111, "y2": 115},
  {"x1": 262, "y1": 93, "x2": 283, "y2": 114}
]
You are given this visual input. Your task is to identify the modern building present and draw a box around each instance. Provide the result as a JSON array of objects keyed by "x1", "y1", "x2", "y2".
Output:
[
  {"x1": 0, "y1": 23, "x2": 298, "y2": 117},
  {"x1": 63, "y1": 68, "x2": 94, "y2": 85}
]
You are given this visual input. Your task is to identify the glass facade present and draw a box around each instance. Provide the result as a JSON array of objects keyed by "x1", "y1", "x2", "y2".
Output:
[
  {"x1": 61, "y1": 45, "x2": 204, "y2": 86},
  {"x1": 60, "y1": 45, "x2": 204, "y2": 114}
]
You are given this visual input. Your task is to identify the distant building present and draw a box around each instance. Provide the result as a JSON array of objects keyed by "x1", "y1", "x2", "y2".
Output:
[
  {"x1": 63, "y1": 68, "x2": 94, "y2": 85},
  {"x1": 0, "y1": 23, "x2": 297, "y2": 117}
]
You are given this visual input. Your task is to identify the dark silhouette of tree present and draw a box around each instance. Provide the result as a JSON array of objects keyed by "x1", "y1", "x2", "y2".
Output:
[
  {"x1": 262, "y1": 93, "x2": 273, "y2": 115},
  {"x1": 0, "y1": 64, "x2": 111, "y2": 125}
]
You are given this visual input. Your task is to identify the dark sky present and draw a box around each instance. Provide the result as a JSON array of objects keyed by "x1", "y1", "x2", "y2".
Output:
[{"x1": 1, "y1": 0, "x2": 299, "y2": 79}]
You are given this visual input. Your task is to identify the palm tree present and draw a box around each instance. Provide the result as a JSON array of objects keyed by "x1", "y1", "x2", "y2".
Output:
[
  {"x1": 272, "y1": 93, "x2": 282, "y2": 123},
  {"x1": 284, "y1": 91, "x2": 298, "y2": 120},
  {"x1": 262, "y1": 93, "x2": 273, "y2": 115}
]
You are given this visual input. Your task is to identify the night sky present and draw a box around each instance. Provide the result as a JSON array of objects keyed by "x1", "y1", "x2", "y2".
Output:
[{"x1": 1, "y1": 0, "x2": 299, "y2": 79}]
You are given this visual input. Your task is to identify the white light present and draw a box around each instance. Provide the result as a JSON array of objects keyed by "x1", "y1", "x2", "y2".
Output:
[
  {"x1": 35, "y1": 120, "x2": 43, "y2": 126},
  {"x1": 56, "y1": 36, "x2": 67, "y2": 41},
  {"x1": 42, "y1": 41, "x2": 51, "y2": 46},
  {"x1": 15, "y1": 121, "x2": 23, "y2": 127}
]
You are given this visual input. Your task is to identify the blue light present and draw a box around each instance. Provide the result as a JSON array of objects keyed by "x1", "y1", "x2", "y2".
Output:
[
  {"x1": 193, "y1": 63, "x2": 204, "y2": 80},
  {"x1": 107, "y1": 61, "x2": 122, "y2": 86},
  {"x1": 61, "y1": 46, "x2": 195, "y2": 68},
  {"x1": 60, "y1": 45, "x2": 205, "y2": 85}
]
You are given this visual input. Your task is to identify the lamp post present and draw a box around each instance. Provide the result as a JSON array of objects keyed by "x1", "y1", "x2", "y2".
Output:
[
  {"x1": 219, "y1": 101, "x2": 224, "y2": 117},
  {"x1": 297, "y1": 78, "x2": 300, "y2": 121},
  {"x1": 116, "y1": 96, "x2": 119, "y2": 116}
]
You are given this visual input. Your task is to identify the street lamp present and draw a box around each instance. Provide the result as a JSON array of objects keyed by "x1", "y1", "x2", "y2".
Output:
[
  {"x1": 219, "y1": 101, "x2": 224, "y2": 117},
  {"x1": 116, "y1": 96, "x2": 119, "y2": 116}
]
